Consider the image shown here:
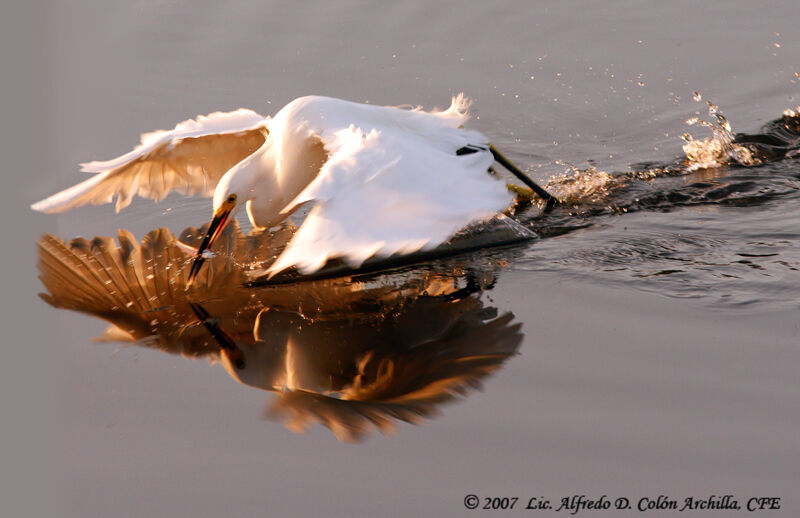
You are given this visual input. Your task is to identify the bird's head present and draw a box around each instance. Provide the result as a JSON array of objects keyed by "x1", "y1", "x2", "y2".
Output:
[
  {"x1": 186, "y1": 152, "x2": 268, "y2": 287},
  {"x1": 186, "y1": 190, "x2": 241, "y2": 287}
]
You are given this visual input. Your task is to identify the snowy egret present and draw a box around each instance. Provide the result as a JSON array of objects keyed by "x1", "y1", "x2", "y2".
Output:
[{"x1": 32, "y1": 95, "x2": 556, "y2": 283}]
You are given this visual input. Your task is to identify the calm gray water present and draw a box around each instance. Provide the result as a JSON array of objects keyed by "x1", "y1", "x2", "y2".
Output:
[{"x1": 5, "y1": 1, "x2": 799, "y2": 516}]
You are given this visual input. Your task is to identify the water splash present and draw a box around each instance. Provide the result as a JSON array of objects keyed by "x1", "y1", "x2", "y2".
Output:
[
  {"x1": 681, "y1": 100, "x2": 761, "y2": 171},
  {"x1": 515, "y1": 104, "x2": 800, "y2": 307},
  {"x1": 544, "y1": 163, "x2": 619, "y2": 204}
]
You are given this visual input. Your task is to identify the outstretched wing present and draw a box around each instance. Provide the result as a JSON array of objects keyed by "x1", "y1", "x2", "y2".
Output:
[
  {"x1": 32, "y1": 109, "x2": 268, "y2": 213},
  {"x1": 268, "y1": 121, "x2": 514, "y2": 275}
]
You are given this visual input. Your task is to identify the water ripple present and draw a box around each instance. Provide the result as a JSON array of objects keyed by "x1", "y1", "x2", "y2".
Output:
[{"x1": 509, "y1": 104, "x2": 800, "y2": 308}]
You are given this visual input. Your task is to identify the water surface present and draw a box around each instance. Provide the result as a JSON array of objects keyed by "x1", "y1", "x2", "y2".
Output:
[{"x1": 12, "y1": 1, "x2": 800, "y2": 516}]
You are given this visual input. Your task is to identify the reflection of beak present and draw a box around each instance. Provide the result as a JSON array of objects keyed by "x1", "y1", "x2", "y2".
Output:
[
  {"x1": 189, "y1": 302, "x2": 245, "y2": 370},
  {"x1": 186, "y1": 205, "x2": 233, "y2": 288}
]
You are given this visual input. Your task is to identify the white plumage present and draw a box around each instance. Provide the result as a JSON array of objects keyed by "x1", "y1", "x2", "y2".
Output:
[{"x1": 32, "y1": 95, "x2": 514, "y2": 276}]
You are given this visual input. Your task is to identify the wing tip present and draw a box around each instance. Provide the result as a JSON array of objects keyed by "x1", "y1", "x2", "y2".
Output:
[
  {"x1": 448, "y1": 92, "x2": 471, "y2": 115},
  {"x1": 79, "y1": 160, "x2": 108, "y2": 173},
  {"x1": 431, "y1": 92, "x2": 472, "y2": 126},
  {"x1": 30, "y1": 199, "x2": 47, "y2": 213},
  {"x1": 31, "y1": 195, "x2": 67, "y2": 214},
  {"x1": 30, "y1": 169, "x2": 112, "y2": 214}
]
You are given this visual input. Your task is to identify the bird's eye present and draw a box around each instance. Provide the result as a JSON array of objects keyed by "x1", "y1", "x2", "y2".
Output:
[
  {"x1": 235, "y1": 358, "x2": 246, "y2": 370},
  {"x1": 227, "y1": 194, "x2": 237, "y2": 204}
]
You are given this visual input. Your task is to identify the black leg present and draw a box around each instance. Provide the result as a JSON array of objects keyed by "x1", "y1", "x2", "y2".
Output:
[{"x1": 489, "y1": 144, "x2": 559, "y2": 209}]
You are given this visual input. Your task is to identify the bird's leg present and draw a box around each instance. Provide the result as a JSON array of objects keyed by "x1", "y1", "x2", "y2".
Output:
[{"x1": 489, "y1": 144, "x2": 560, "y2": 210}]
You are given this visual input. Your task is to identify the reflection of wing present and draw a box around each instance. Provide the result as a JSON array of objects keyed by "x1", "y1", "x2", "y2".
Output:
[
  {"x1": 267, "y1": 97, "x2": 514, "y2": 275},
  {"x1": 38, "y1": 218, "x2": 522, "y2": 442},
  {"x1": 35, "y1": 220, "x2": 391, "y2": 355},
  {"x1": 31, "y1": 109, "x2": 267, "y2": 213},
  {"x1": 266, "y1": 307, "x2": 522, "y2": 442},
  {"x1": 37, "y1": 224, "x2": 250, "y2": 358}
]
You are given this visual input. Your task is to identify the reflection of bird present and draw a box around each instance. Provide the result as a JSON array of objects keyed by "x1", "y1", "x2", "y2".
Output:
[
  {"x1": 32, "y1": 95, "x2": 552, "y2": 281},
  {"x1": 37, "y1": 224, "x2": 522, "y2": 442}
]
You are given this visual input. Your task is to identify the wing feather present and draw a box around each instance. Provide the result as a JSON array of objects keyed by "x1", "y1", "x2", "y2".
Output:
[
  {"x1": 32, "y1": 109, "x2": 267, "y2": 213},
  {"x1": 268, "y1": 119, "x2": 513, "y2": 275}
]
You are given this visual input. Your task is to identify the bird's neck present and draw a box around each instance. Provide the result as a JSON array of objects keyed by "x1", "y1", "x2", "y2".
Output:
[
  {"x1": 246, "y1": 135, "x2": 327, "y2": 229},
  {"x1": 230, "y1": 145, "x2": 274, "y2": 229}
]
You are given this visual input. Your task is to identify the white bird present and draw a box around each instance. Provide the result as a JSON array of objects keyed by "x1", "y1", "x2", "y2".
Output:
[{"x1": 32, "y1": 94, "x2": 552, "y2": 283}]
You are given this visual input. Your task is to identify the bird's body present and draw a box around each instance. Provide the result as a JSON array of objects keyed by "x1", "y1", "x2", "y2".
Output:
[{"x1": 32, "y1": 95, "x2": 515, "y2": 276}]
